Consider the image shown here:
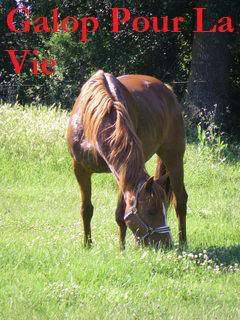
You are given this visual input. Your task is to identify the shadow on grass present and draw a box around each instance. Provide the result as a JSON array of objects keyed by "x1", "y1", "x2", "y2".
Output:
[{"x1": 195, "y1": 245, "x2": 240, "y2": 267}]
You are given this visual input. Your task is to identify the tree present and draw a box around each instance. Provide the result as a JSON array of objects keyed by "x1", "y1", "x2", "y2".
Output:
[
  {"x1": 184, "y1": 1, "x2": 237, "y2": 132},
  {"x1": 1, "y1": 0, "x2": 239, "y2": 137}
]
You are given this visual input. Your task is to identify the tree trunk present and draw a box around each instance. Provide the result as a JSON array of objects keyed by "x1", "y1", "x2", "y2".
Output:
[{"x1": 184, "y1": 5, "x2": 232, "y2": 129}]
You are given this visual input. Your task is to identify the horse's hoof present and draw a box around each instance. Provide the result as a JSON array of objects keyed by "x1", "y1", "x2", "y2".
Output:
[
  {"x1": 84, "y1": 239, "x2": 93, "y2": 249},
  {"x1": 178, "y1": 241, "x2": 188, "y2": 252}
]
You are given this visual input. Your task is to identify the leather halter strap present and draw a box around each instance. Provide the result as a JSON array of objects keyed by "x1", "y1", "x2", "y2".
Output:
[{"x1": 124, "y1": 181, "x2": 172, "y2": 242}]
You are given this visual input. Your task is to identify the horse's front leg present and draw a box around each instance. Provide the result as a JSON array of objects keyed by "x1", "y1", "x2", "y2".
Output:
[
  {"x1": 73, "y1": 160, "x2": 93, "y2": 247},
  {"x1": 115, "y1": 193, "x2": 127, "y2": 250},
  {"x1": 156, "y1": 152, "x2": 188, "y2": 247}
]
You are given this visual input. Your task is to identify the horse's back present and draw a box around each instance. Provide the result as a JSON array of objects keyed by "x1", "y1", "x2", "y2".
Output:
[
  {"x1": 67, "y1": 72, "x2": 185, "y2": 170},
  {"x1": 118, "y1": 74, "x2": 185, "y2": 158},
  {"x1": 118, "y1": 74, "x2": 163, "y2": 89},
  {"x1": 118, "y1": 74, "x2": 180, "y2": 116}
]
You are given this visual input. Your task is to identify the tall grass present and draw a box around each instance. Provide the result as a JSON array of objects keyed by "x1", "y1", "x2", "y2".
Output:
[
  {"x1": 0, "y1": 103, "x2": 68, "y2": 163},
  {"x1": 0, "y1": 103, "x2": 240, "y2": 320}
]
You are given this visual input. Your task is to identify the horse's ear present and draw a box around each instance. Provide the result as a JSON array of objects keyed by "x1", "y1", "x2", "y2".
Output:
[
  {"x1": 144, "y1": 176, "x2": 154, "y2": 193},
  {"x1": 154, "y1": 173, "x2": 169, "y2": 188}
]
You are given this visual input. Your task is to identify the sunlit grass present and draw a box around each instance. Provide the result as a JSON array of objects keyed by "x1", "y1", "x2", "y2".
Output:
[{"x1": 0, "y1": 103, "x2": 240, "y2": 319}]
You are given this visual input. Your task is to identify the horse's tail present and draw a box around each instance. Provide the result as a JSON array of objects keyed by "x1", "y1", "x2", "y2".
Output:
[{"x1": 80, "y1": 70, "x2": 144, "y2": 189}]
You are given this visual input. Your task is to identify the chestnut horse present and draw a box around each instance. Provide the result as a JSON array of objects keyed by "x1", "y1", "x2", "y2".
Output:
[{"x1": 67, "y1": 70, "x2": 188, "y2": 249}]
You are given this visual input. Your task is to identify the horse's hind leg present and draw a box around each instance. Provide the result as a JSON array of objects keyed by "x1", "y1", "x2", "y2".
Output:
[
  {"x1": 115, "y1": 193, "x2": 127, "y2": 250},
  {"x1": 73, "y1": 160, "x2": 93, "y2": 247}
]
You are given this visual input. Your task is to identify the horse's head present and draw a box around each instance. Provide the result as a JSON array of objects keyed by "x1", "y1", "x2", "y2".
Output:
[{"x1": 124, "y1": 176, "x2": 173, "y2": 248}]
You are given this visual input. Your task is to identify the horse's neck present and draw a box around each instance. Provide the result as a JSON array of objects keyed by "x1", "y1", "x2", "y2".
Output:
[
  {"x1": 123, "y1": 174, "x2": 149, "y2": 213},
  {"x1": 97, "y1": 144, "x2": 147, "y2": 191}
]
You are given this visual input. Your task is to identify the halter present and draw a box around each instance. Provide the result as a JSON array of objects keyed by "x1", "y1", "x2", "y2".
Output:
[{"x1": 124, "y1": 181, "x2": 172, "y2": 243}]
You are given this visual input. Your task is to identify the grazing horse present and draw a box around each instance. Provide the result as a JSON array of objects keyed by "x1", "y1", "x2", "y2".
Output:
[{"x1": 67, "y1": 70, "x2": 188, "y2": 249}]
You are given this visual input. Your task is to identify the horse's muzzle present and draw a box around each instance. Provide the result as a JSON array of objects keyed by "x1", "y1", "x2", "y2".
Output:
[{"x1": 136, "y1": 230, "x2": 173, "y2": 249}]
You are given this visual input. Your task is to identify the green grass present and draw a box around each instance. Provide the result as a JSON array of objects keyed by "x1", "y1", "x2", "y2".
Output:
[{"x1": 0, "y1": 103, "x2": 240, "y2": 320}]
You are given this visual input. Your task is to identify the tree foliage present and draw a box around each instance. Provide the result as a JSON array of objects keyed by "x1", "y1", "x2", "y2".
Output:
[{"x1": 1, "y1": 0, "x2": 240, "y2": 135}]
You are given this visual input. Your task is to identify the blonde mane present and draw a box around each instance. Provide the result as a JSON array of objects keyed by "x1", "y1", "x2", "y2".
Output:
[{"x1": 80, "y1": 70, "x2": 144, "y2": 190}]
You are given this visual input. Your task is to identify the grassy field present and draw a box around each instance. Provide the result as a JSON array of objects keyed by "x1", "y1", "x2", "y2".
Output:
[{"x1": 0, "y1": 104, "x2": 240, "y2": 320}]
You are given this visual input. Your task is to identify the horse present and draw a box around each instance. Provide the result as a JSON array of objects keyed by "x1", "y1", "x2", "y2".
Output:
[{"x1": 67, "y1": 70, "x2": 188, "y2": 249}]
